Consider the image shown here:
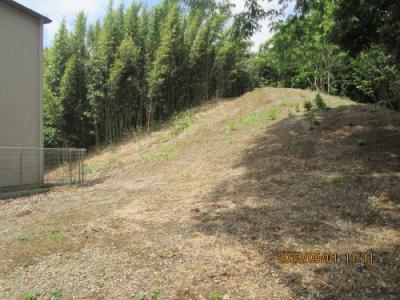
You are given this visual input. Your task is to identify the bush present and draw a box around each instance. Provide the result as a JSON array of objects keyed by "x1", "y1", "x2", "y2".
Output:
[
  {"x1": 304, "y1": 100, "x2": 313, "y2": 111},
  {"x1": 171, "y1": 110, "x2": 197, "y2": 135},
  {"x1": 314, "y1": 94, "x2": 328, "y2": 111}
]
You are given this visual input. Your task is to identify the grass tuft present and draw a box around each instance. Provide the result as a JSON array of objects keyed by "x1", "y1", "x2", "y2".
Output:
[
  {"x1": 48, "y1": 231, "x2": 62, "y2": 243},
  {"x1": 24, "y1": 292, "x2": 39, "y2": 300},
  {"x1": 51, "y1": 288, "x2": 62, "y2": 298},
  {"x1": 171, "y1": 110, "x2": 197, "y2": 136}
]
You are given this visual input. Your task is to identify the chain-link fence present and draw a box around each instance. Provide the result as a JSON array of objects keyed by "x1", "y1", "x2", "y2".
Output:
[{"x1": 0, "y1": 147, "x2": 86, "y2": 191}]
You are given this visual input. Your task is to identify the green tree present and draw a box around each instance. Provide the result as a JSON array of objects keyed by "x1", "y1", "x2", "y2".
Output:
[{"x1": 59, "y1": 12, "x2": 89, "y2": 147}]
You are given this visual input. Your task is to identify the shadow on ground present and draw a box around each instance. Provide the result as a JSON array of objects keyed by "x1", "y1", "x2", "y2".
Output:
[{"x1": 194, "y1": 104, "x2": 400, "y2": 299}]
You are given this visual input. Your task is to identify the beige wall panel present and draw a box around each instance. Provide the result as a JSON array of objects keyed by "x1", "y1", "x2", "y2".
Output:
[{"x1": 0, "y1": 2, "x2": 43, "y2": 187}]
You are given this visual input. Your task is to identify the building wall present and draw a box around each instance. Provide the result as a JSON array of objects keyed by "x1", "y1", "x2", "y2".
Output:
[{"x1": 0, "y1": 2, "x2": 43, "y2": 188}]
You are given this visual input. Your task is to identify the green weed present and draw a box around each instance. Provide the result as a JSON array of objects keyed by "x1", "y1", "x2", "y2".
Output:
[
  {"x1": 171, "y1": 110, "x2": 197, "y2": 136},
  {"x1": 314, "y1": 94, "x2": 328, "y2": 111},
  {"x1": 153, "y1": 247, "x2": 176, "y2": 259},
  {"x1": 96, "y1": 281, "x2": 104, "y2": 288},
  {"x1": 280, "y1": 99, "x2": 297, "y2": 108},
  {"x1": 207, "y1": 289, "x2": 223, "y2": 300},
  {"x1": 24, "y1": 292, "x2": 39, "y2": 300},
  {"x1": 150, "y1": 289, "x2": 162, "y2": 300},
  {"x1": 328, "y1": 176, "x2": 344, "y2": 187},
  {"x1": 48, "y1": 231, "x2": 62, "y2": 243},
  {"x1": 304, "y1": 100, "x2": 313, "y2": 111},
  {"x1": 242, "y1": 112, "x2": 261, "y2": 125},
  {"x1": 225, "y1": 135, "x2": 235, "y2": 145},
  {"x1": 265, "y1": 107, "x2": 278, "y2": 120},
  {"x1": 134, "y1": 294, "x2": 145, "y2": 300},
  {"x1": 51, "y1": 288, "x2": 62, "y2": 298},
  {"x1": 83, "y1": 163, "x2": 94, "y2": 175},
  {"x1": 16, "y1": 235, "x2": 29, "y2": 242}
]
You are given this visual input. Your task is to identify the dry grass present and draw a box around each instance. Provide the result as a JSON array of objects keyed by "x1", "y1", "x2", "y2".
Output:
[{"x1": 0, "y1": 88, "x2": 399, "y2": 299}]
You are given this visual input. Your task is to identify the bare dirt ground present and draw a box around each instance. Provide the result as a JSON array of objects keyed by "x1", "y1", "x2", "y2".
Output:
[{"x1": 1, "y1": 88, "x2": 400, "y2": 300}]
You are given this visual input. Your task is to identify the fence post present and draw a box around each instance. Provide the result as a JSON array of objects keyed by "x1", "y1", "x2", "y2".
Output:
[
  {"x1": 82, "y1": 150, "x2": 85, "y2": 184},
  {"x1": 19, "y1": 148, "x2": 22, "y2": 185},
  {"x1": 69, "y1": 148, "x2": 72, "y2": 184}
]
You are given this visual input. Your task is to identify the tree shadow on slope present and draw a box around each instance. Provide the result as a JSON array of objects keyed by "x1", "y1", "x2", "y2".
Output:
[{"x1": 194, "y1": 104, "x2": 400, "y2": 299}]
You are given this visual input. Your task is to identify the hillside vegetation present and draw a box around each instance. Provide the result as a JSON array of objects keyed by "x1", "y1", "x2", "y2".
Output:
[{"x1": 1, "y1": 88, "x2": 400, "y2": 299}]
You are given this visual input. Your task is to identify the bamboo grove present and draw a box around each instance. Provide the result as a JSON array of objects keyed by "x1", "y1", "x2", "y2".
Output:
[{"x1": 43, "y1": 0, "x2": 257, "y2": 147}]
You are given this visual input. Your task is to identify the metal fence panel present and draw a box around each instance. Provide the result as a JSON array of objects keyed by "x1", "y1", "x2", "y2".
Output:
[{"x1": 0, "y1": 147, "x2": 86, "y2": 190}]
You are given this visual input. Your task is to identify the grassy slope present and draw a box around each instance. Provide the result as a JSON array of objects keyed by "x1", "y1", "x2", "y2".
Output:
[{"x1": 1, "y1": 88, "x2": 400, "y2": 299}]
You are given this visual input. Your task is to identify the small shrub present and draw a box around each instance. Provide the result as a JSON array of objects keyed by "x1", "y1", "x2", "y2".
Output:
[
  {"x1": 134, "y1": 294, "x2": 145, "y2": 300},
  {"x1": 51, "y1": 288, "x2": 62, "y2": 298},
  {"x1": 171, "y1": 110, "x2": 197, "y2": 135},
  {"x1": 265, "y1": 108, "x2": 278, "y2": 120},
  {"x1": 314, "y1": 94, "x2": 328, "y2": 111},
  {"x1": 328, "y1": 176, "x2": 344, "y2": 187},
  {"x1": 225, "y1": 135, "x2": 235, "y2": 145},
  {"x1": 96, "y1": 281, "x2": 104, "y2": 288},
  {"x1": 83, "y1": 163, "x2": 94, "y2": 175},
  {"x1": 24, "y1": 292, "x2": 39, "y2": 300},
  {"x1": 150, "y1": 289, "x2": 162, "y2": 300},
  {"x1": 280, "y1": 99, "x2": 296, "y2": 108},
  {"x1": 295, "y1": 104, "x2": 300, "y2": 113},
  {"x1": 153, "y1": 248, "x2": 175, "y2": 259},
  {"x1": 243, "y1": 112, "x2": 260, "y2": 125},
  {"x1": 207, "y1": 289, "x2": 223, "y2": 300},
  {"x1": 304, "y1": 100, "x2": 313, "y2": 111},
  {"x1": 48, "y1": 231, "x2": 62, "y2": 243},
  {"x1": 16, "y1": 235, "x2": 29, "y2": 242},
  {"x1": 228, "y1": 120, "x2": 239, "y2": 131}
]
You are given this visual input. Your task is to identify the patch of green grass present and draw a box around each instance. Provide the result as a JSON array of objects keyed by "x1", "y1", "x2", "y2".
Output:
[
  {"x1": 329, "y1": 96, "x2": 350, "y2": 108},
  {"x1": 265, "y1": 107, "x2": 278, "y2": 120},
  {"x1": 280, "y1": 99, "x2": 297, "y2": 108},
  {"x1": 96, "y1": 281, "x2": 104, "y2": 288},
  {"x1": 138, "y1": 144, "x2": 178, "y2": 162},
  {"x1": 314, "y1": 94, "x2": 329, "y2": 111},
  {"x1": 171, "y1": 110, "x2": 197, "y2": 136},
  {"x1": 23, "y1": 291, "x2": 39, "y2": 300},
  {"x1": 16, "y1": 235, "x2": 29, "y2": 242},
  {"x1": 207, "y1": 289, "x2": 223, "y2": 300},
  {"x1": 18, "y1": 259, "x2": 32, "y2": 269},
  {"x1": 106, "y1": 159, "x2": 124, "y2": 170},
  {"x1": 328, "y1": 176, "x2": 344, "y2": 187},
  {"x1": 153, "y1": 247, "x2": 176, "y2": 259},
  {"x1": 242, "y1": 112, "x2": 261, "y2": 125},
  {"x1": 48, "y1": 231, "x2": 62, "y2": 243},
  {"x1": 225, "y1": 135, "x2": 235, "y2": 145},
  {"x1": 304, "y1": 100, "x2": 313, "y2": 111},
  {"x1": 138, "y1": 152, "x2": 156, "y2": 162},
  {"x1": 51, "y1": 288, "x2": 62, "y2": 298},
  {"x1": 83, "y1": 163, "x2": 95, "y2": 175},
  {"x1": 150, "y1": 289, "x2": 162, "y2": 300},
  {"x1": 155, "y1": 132, "x2": 170, "y2": 144},
  {"x1": 90, "y1": 225, "x2": 101, "y2": 233},
  {"x1": 228, "y1": 119, "x2": 240, "y2": 131},
  {"x1": 228, "y1": 108, "x2": 279, "y2": 131},
  {"x1": 134, "y1": 294, "x2": 146, "y2": 300}
]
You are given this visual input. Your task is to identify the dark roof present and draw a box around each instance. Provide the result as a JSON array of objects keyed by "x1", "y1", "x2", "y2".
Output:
[{"x1": 1, "y1": 0, "x2": 51, "y2": 24}]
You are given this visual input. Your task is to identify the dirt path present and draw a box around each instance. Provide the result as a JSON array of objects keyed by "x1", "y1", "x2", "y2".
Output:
[{"x1": 1, "y1": 88, "x2": 400, "y2": 299}]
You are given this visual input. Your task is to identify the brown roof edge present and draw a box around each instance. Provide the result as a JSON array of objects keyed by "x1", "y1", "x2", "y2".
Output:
[{"x1": 0, "y1": 0, "x2": 51, "y2": 24}]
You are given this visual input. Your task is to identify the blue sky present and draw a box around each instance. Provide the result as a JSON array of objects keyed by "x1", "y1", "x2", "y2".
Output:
[{"x1": 16, "y1": 0, "x2": 293, "y2": 50}]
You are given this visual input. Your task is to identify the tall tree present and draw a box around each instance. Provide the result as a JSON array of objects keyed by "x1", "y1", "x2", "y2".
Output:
[{"x1": 59, "y1": 12, "x2": 89, "y2": 147}]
